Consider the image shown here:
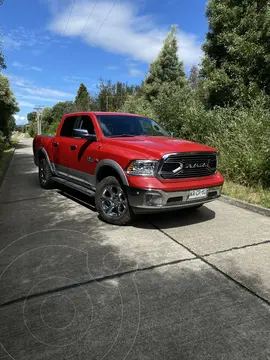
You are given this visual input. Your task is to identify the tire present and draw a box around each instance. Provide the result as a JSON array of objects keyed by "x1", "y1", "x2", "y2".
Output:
[
  {"x1": 95, "y1": 176, "x2": 134, "y2": 225},
  {"x1": 39, "y1": 158, "x2": 54, "y2": 189}
]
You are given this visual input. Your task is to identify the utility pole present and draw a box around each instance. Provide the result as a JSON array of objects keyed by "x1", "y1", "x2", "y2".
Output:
[{"x1": 34, "y1": 105, "x2": 43, "y2": 135}]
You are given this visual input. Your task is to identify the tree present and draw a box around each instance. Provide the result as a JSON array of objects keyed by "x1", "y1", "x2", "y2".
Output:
[
  {"x1": 51, "y1": 101, "x2": 75, "y2": 123},
  {"x1": 0, "y1": 74, "x2": 19, "y2": 143},
  {"x1": 0, "y1": 52, "x2": 6, "y2": 71},
  {"x1": 27, "y1": 112, "x2": 36, "y2": 123},
  {"x1": 189, "y1": 65, "x2": 200, "y2": 90},
  {"x1": 200, "y1": 0, "x2": 270, "y2": 108},
  {"x1": 143, "y1": 25, "x2": 187, "y2": 101},
  {"x1": 27, "y1": 111, "x2": 37, "y2": 137},
  {"x1": 41, "y1": 107, "x2": 53, "y2": 133},
  {"x1": 95, "y1": 78, "x2": 139, "y2": 111},
  {"x1": 75, "y1": 83, "x2": 90, "y2": 111}
]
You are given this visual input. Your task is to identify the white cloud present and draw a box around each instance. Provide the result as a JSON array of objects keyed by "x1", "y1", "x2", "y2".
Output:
[
  {"x1": 129, "y1": 68, "x2": 144, "y2": 77},
  {"x1": 3, "y1": 37, "x2": 22, "y2": 51},
  {"x1": 22, "y1": 87, "x2": 74, "y2": 98},
  {"x1": 6, "y1": 74, "x2": 34, "y2": 88},
  {"x1": 12, "y1": 61, "x2": 42, "y2": 72},
  {"x1": 48, "y1": 0, "x2": 202, "y2": 67},
  {"x1": 14, "y1": 115, "x2": 27, "y2": 125},
  {"x1": 17, "y1": 94, "x2": 62, "y2": 103},
  {"x1": 7, "y1": 75, "x2": 74, "y2": 106},
  {"x1": 63, "y1": 75, "x2": 92, "y2": 84},
  {"x1": 3, "y1": 26, "x2": 68, "y2": 56},
  {"x1": 18, "y1": 101, "x2": 36, "y2": 108},
  {"x1": 4, "y1": 27, "x2": 44, "y2": 51}
]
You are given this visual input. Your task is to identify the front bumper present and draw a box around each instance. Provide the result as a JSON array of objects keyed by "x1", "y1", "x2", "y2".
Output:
[{"x1": 126, "y1": 186, "x2": 222, "y2": 213}]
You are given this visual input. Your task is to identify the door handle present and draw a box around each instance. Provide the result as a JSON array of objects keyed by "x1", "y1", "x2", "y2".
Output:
[
  {"x1": 70, "y1": 145, "x2": 77, "y2": 150},
  {"x1": 53, "y1": 142, "x2": 59, "y2": 147}
]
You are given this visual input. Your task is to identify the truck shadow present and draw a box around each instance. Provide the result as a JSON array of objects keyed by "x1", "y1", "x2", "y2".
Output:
[
  {"x1": 56, "y1": 184, "x2": 215, "y2": 229},
  {"x1": 56, "y1": 184, "x2": 96, "y2": 212},
  {"x1": 134, "y1": 206, "x2": 216, "y2": 230}
]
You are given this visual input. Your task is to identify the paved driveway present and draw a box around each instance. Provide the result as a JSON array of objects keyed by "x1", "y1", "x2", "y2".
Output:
[{"x1": 0, "y1": 139, "x2": 269, "y2": 360}]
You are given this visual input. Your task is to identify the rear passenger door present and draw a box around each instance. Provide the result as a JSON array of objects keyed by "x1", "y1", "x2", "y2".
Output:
[{"x1": 53, "y1": 115, "x2": 77, "y2": 179}]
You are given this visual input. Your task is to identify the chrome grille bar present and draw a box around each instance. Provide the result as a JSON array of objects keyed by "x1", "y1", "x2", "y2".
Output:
[{"x1": 157, "y1": 152, "x2": 217, "y2": 180}]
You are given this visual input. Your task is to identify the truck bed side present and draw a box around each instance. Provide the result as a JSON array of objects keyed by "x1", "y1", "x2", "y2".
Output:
[{"x1": 33, "y1": 135, "x2": 55, "y2": 166}]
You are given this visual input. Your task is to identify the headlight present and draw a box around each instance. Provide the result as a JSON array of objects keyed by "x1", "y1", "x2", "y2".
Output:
[{"x1": 126, "y1": 160, "x2": 159, "y2": 176}]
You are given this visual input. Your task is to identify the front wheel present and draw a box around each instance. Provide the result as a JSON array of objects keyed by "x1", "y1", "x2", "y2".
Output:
[{"x1": 95, "y1": 176, "x2": 134, "y2": 225}]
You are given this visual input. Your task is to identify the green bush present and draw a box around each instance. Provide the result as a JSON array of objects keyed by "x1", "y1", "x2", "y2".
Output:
[
  {"x1": 0, "y1": 131, "x2": 10, "y2": 152},
  {"x1": 44, "y1": 121, "x2": 60, "y2": 136},
  {"x1": 207, "y1": 105, "x2": 270, "y2": 187},
  {"x1": 120, "y1": 89, "x2": 270, "y2": 188}
]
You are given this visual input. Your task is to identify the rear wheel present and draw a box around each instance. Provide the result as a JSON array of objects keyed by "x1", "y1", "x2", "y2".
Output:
[
  {"x1": 39, "y1": 158, "x2": 54, "y2": 189},
  {"x1": 95, "y1": 176, "x2": 134, "y2": 225}
]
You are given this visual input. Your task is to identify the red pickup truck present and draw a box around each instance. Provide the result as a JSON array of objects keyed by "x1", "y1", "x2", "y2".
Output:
[{"x1": 33, "y1": 112, "x2": 224, "y2": 225}]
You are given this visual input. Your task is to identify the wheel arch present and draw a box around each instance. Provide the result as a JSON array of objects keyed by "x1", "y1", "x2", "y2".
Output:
[
  {"x1": 37, "y1": 147, "x2": 55, "y2": 174},
  {"x1": 95, "y1": 160, "x2": 129, "y2": 187}
]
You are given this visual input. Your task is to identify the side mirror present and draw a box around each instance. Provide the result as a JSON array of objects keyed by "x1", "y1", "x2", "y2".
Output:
[{"x1": 73, "y1": 129, "x2": 97, "y2": 141}]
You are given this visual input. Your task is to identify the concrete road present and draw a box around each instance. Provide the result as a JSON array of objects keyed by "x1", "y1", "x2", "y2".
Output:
[{"x1": 0, "y1": 138, "x2": 269, "y2": 360}]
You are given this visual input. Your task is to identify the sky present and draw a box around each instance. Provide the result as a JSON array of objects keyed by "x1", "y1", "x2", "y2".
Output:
[{"x1": 1, "y1": 0, "x2": 208, "y2": 125}]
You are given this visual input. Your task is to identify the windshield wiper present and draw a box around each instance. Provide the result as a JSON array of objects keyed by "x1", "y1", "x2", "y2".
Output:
[{"x1": 108, "y1": 134, "x2": 136, "y2": 138}]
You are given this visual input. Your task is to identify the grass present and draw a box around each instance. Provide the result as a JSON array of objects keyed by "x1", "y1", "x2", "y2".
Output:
[
  {"x1": 222, "y1": 180, "x2": 270, "y2": 209},
  {"x1": 0, "y1": 147, "x2": 15, "y2": 178},
  {"x1": 0, "y1": 136, "x2": 19, "y2": 178}
]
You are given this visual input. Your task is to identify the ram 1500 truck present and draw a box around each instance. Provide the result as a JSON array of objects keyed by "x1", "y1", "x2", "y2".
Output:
[{"x1": 33, "y1": 112, "x2": 224, "y2": 225}]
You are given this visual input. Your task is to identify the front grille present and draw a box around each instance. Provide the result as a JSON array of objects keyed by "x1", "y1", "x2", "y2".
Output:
[{"x1": 159, "y1": 152, "x2": 217, "y2": 179}]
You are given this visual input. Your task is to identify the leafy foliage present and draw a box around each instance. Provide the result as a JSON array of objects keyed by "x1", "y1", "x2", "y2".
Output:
[
  {"x1": 96, "y1": 79, "x2": 141, "y2": 111},
  {"x1": 27, "y1": 111, "x2": 37, "y2": 138},
  {"x1": 189, "y1": 65, "x2": 200, "y2": 90},
  {"x1": 0, "y1": 74, "x2": 19, "y2": 149},
  {"x1": 143, "y1": 25, "x2": 187, "y2": 101},
  {"x1": 200, "y1": 0, "x2": 270, "y2": 108},
  {"x1": 75, "y1": 83, "x2": 90, "y2": 111}
]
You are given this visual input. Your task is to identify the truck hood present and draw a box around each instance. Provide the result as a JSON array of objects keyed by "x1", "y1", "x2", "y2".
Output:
[{"x1": 107, "y1": 136, "x2": 216, "y2": 159}]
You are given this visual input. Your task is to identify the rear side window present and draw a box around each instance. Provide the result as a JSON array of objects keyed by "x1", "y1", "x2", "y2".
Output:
[{"x1": 60, "y1": 116, "x2": 77, "y2": 137}]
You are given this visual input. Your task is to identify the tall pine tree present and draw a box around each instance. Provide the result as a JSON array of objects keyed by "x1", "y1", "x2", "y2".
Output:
[
  {"x1": 189, "y1": 65, "x2": 200, "y2": 90},
  {"x1": 143, "y1": 25, "x2": 187, "y2": 101},
  {"x1": 75, "y1": 83, "x2": 90, "y2": 111},
  {"x1": 200, "y1": 0, "x2": 270, "y2": 108}
]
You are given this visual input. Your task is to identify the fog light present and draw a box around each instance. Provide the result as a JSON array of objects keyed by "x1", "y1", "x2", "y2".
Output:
[{"x1": 145, "y1": 193, "x2": 163, "y2": 206}]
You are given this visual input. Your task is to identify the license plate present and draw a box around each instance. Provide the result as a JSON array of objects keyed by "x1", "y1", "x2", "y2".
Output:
[{"x1": 188, "y1": 188, "x2": 208, "y2": 200}]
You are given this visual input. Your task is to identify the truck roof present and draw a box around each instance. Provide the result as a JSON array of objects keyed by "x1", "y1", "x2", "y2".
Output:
[{"x1": 65, "y1": 111, "x2": 147, "y2": 117}]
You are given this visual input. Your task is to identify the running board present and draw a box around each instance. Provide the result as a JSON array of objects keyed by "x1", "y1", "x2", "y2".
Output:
[{"x1": 52, "y1": 177, "x2": 95, "y2": 197}]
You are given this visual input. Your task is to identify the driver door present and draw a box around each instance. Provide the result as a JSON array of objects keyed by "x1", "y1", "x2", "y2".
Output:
[{"x1": 68, "y1": 115, "x2": 100, "y2": 189}]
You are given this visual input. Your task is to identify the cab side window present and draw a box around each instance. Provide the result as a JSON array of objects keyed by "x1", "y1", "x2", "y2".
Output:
[
  {"x1": 60, "y1": 116, "x2": 77, "y2": 137},
  {"x1": 78, "y1": 115, "x2": 95, "y2": 135}
]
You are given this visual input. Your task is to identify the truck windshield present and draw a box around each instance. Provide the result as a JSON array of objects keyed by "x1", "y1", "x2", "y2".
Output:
[{"x1": 97, "y1": 115, "x2": 170, "y2": 137}]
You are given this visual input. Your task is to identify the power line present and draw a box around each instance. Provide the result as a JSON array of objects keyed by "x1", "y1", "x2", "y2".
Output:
[
  {"x1": 91, "y1": 0, "x2": 118, "y2": 42},
  {"x1": 69, "y1": 0, "x2": 99, "y2": 57},
  {"x1": 63, "y1": 0, "x2": 76, "y2": 36},
  {"x1": 79, "y1": 0, "x2": 99, "y2": 36}
]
